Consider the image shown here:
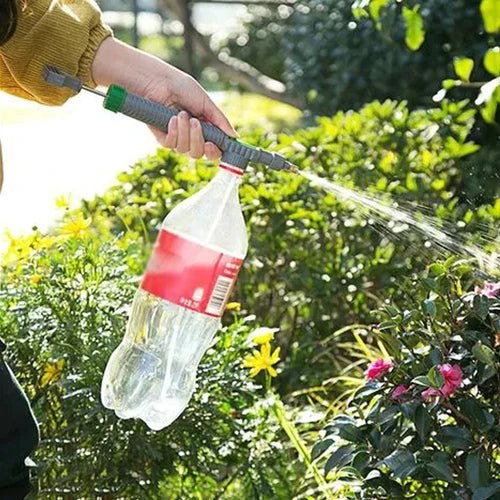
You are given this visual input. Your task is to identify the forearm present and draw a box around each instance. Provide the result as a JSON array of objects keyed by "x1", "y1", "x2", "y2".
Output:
[{"x1": 91, "y1": 37, "x2": 187, "y2": 95}]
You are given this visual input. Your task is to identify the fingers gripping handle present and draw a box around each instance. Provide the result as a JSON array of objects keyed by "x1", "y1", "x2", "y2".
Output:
[{"x1": 104, "y1": 85, "x2": 229, "y2": 151}]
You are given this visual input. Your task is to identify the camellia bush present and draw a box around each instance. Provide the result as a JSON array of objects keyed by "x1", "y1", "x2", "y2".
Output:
[{"x1": 313, "y1": 260, "x2": 500, "y2": 499}]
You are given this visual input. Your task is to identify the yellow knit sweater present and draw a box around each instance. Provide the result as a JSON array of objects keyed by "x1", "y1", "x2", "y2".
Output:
[{"x1": 0, "y1": 0, "x2": 113, "y2": 190}]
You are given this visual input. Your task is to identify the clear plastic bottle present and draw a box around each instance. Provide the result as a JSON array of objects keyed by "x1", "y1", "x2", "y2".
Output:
[{"x1": 101, "y1": 162, "x2": 248, "y2": 430}]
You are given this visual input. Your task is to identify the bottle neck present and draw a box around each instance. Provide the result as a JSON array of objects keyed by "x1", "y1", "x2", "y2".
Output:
[
  {"x1": 211, "y1": 162, "x2": 244, "y2": 190},
  {"x1": 218, "y1": 161, "x2": 245, "y2": 178}
]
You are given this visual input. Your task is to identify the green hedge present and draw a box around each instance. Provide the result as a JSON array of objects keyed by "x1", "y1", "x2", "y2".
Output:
[{"x1": 82, "y1": 99, "x2": 498, "y2": 392}]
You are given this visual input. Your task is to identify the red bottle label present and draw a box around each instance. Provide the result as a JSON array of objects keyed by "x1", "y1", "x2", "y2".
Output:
[{"x1": 140, "y1": 229, "x2": 243, "y2": 318}]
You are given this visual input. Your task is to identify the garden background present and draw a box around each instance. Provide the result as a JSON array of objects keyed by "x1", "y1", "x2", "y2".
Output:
[{"x1": 0, "y1": 0, "x2": 499, "y2": 498}]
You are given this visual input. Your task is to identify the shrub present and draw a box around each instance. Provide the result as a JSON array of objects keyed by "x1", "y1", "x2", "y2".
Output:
[
  {"x1": 0, "y1": 228, "x2": 297, "y2": 498},
  {"x1": 313, "y1": 260, "x2": 500, "y2": 499},
  {"x1": 82, "y1": 99, "x2": 498, "y2": 393},
  {"x1": 2, "y1": 97, "x2": 497, "y2": 498},
  {"x1": 223, "y1": 5, "x2": 290, "y2": 83}
]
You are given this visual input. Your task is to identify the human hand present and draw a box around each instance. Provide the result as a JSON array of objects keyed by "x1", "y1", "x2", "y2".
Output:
[{"x1": 92, "y1": 37, "x2": 238, "y2": 160}]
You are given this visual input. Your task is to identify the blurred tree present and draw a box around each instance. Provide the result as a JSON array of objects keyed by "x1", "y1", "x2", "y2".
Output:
[{"x1": 157, "y1": 0, "x2": 302, "y2": 106}]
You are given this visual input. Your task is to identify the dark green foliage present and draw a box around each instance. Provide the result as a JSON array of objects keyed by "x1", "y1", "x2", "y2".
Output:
[
  {"x1": 313, "y1": 261, "x2": 500, "y2": 498},
  {"x1": 286, "y1": 0, "x2": 497, "y2": 114},
  {"x1": 222, "y1": 1, "x2": 500, "y2": 206}
]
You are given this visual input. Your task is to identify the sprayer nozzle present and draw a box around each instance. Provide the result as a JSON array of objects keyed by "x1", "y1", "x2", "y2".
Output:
[{"x1": 43, "y1": 66, "x2": 83, "y2": 93}]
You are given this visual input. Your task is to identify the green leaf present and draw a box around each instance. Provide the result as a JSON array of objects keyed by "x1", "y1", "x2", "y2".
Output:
[
  {"x1": 443, "y1": 255, "x2": 458, "y2": 270},
  {"x1": 466, "y1": 451, "x2": 490, "y2": 490},
  {"x1": 472, "y1": 342, "x2": 496, "y2": 366},
  {"x1": 377, "y1": 405, "x2": 400, "y2": 425},
  {"x1": 480, "y1": 97, "x2": 498, "y2": 124},
  {"x1": 439, "y1": 426, "x2": 473, "y2": 450},
  {"x1": 429, "y1": 348, "x2": 442, "y2": 366},
  {"x1": 422, "y1": 299, "x2": 437, "y2": 318},
  {"x1": 479, "y1": 363, "x2": 497, "y2": 384},
  {"x1": 402, "y1": 6, "x2": 425, "y2": 51},
  {"x1": 413, "y1": 405, "x2": 431, "y2": 443},
  {"x1": 369, "y1": 0, "x2": 390, "y2": 21},
  {"x1": 406, "y1": 172, "x2": 418, "y2": 191},
  {"x1": 484, "y1": 47, "x2": 500, "y2": 76},
  {"x1": 427, "y1": 459, "x2": 454, "y2": 483},
  {"x1": 454, "y1": 57, "x2": 474, "y2": 82},
  {"x1": 312, "y1": 438, "x2": 334, "y2": 460},
  {"x1": 422, "y1": 277, "x2": 437, "y2": 290},
  {"x1": 411, "y1": 375, "x2": 431, "y2": 387},
  {"x1": 445, "y1": 136, "x2": 480, "y2": 157},
  {"x1": 383, "y1": 449, "x2": 417, "y2": 479},
  {"x1": 384, "y1": 305, "x2": 399, "y2": 318},
  {"x1": 458, "y1": 398, "x2": 488, "y2": 430},
  {"x1": 473, "y1": 295, "x2": 490, "y2": 320},
  {"x1": 428, "y1": 366, "x2": 445, "y2": 389},
  {"x1": 455, "y1": 264, "x2": 472, "y2": 277},
  {"x1": 352, "y1": 450, "x2": 371, "y2": 474},
  {"x1": 354, "y1": 381, "x2": 384, "y2": 401},
  {"x1": 379, "y1": 320, "x2": 397, "y2": 330},
  {"x1": 472, "y1": 482, "x2": 500, "y2": 500},
  {"x1": 325, "y1": 444, "x2": 356, "y2": 474},
  {"x1": 480, "y1": 0, "x2": 500, "y2": 33},
  {"x1": 338, "y1": 423, "x2": 363, "y2": 443},
  {"x1": 443, "y1": 79, "x2": 459, "y2": 90}
]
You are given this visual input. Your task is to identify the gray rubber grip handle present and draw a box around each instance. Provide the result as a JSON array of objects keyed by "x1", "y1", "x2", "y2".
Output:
[{"x1": 122, "y1": 92, "x2": 230, "y2": 150}]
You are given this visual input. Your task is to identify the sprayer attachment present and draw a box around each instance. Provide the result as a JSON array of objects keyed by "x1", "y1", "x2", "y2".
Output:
[{"x1": 43, "y1": 66, "x2": 297, "y2": 173}]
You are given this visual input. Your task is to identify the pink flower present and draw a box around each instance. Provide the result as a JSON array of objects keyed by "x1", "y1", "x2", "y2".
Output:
[
  {"x1": 366, "y1": 359, "x2": 393, "y2": 381},
  {"x1": 474, "y1": 282, "x2": 500, "y2": 298},
  {"x1": 392, "y1": 384, "x2": 409, "y2": 400},
  {"x1": 440, "y1": 364, "x2": 463, "y2": 397},
  {"x1": 422, "y1": 364, "x2": 463, "y2": 401},
  {"x1": 422, "y1": 387, "x2": 441, "y2": 402}
]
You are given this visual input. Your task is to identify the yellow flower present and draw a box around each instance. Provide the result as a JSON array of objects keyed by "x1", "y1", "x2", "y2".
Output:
[
  {"x1": 55, "y1": 195, "x2": 70, "y2": 209},
  {"x1": 2, "y1": 230, "x2": 55, "y2": 266},
  {"x1": 30, "y1": 274, "x2": 42, "y2": 285},
  {"x1": 248, "y1": 327, "x2": 279, "y2": 345},
  {"x1": 40, "y1": 359, "x2": 65, "y2": 388},
  {"x1": 243, "y1": 342, "x2": 280, "y2": 377},
  {"x1": 59, "y1": 213, "x2": 91, "y2": 239},
  {"x1": 226, "y1": 302, "x2": 241, "y2": 312},
  {"x1": 2, "y1": 231, "x2": 33, "y2": 265}
]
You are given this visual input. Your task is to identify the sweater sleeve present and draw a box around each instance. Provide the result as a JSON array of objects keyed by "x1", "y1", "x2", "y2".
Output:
[{"x1": 0, "y1": 0, "x2": 112, "y2": 105}]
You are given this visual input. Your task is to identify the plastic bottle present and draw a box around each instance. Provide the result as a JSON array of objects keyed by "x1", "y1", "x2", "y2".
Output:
[{"x1": 101, "y1": 162, "x2": 248, "y2": 430}]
